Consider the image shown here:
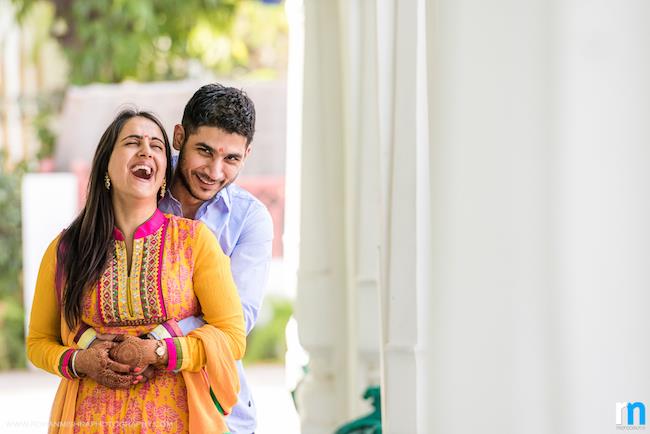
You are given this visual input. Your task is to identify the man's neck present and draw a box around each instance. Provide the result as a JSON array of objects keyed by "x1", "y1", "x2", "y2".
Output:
[{"x1": 170, "y1": 177, "x2": 203, "y2": 219}]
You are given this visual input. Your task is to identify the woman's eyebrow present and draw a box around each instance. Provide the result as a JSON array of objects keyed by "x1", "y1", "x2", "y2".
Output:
[{"x1": 120, "y1": 134, "x2": 164, "y2": 143}]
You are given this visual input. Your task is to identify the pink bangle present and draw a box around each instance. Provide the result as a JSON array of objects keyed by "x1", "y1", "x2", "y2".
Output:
[
  {"x1": 60, "y1": 349, "x2": 74, "y2": 379},
  {"x1": 164, "y1": 338, "x2": 177, "y2": 371}
]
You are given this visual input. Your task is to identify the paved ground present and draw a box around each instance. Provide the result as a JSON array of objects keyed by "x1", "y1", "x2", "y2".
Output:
[{"x1": 0, "y1": 364, "x2": 300, "y2": 434}]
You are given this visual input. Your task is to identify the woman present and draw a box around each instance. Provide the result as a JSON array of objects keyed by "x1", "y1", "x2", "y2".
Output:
[{"x1": 27, "y1": 109, "x2": 245, "y2": 433}]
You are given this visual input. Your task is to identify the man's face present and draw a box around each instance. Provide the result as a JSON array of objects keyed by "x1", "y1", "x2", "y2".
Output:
[{"x1": 173, "y1": 125, "x2": 250, "y2": 202}]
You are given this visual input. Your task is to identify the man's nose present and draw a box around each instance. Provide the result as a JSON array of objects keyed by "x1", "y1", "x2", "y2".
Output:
[{"x1": 208, "y1": 159, "x2": 225, "y2": 180}]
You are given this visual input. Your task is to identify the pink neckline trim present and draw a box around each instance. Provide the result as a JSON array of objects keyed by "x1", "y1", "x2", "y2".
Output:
[{"x1": 113, "y1": 209, "x2": 167, "y2": 241}]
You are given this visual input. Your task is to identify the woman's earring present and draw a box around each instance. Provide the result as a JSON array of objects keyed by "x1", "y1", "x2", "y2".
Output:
[
  {"x1": 160, "y1": 179, "x2": 166, "y2": 198},
  {"x1": 104, "y1": 173, "x2": 111, "y2": 190}
]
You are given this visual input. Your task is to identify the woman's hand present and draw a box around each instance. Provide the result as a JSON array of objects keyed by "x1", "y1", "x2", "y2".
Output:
[
  {"x1": 94, "y1": 333, "x2": 158, "y2": 385},
  {"x1": 74, "y1": 341, "x2": 135, "y2": 389},
  {"x1": 101, "y1": 335, "x2": 168, "y2": 383}
]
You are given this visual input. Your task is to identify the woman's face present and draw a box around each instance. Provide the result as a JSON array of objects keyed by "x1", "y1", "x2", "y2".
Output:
[{"x1": 106, "y1": 116, "x2": 167, "y2": 202}]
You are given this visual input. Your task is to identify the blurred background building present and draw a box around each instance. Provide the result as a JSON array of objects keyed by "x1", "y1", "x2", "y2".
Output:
[{"x1": 3, "y1": 0, "x2": 650, "y2": 434}]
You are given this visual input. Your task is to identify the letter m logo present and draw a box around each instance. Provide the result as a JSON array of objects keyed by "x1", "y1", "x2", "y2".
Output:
[{"x1": 616, "y1": 402, "x2": 646, "y2": 426}]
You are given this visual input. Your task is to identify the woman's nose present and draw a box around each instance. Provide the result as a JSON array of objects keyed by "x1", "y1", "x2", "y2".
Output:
[{"x1": 139, "y1": 137, "x2": 153, "y2": 157}]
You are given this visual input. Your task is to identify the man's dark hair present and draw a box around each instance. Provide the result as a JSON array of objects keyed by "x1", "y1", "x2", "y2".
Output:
[{"x1": 182, "y1": 83, "x2": 256, "y2": 146}]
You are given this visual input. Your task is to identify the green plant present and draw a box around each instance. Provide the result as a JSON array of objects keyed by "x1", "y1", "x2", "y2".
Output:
[
  {"x1": 0, "y1": 156, "x2": 29, "y2": 370},
  {"x1": 16, "y1": 90, "x2": 65, "y2": 160},
  {"x1": 244, "y1": 297, "x2": 293, "y2": 364},
  {"x1": 0, "y1": 298, "x2": 27, "y2": 370},
  {"x1": 12, "y1": 0, "x2": 288, "y2": 84},
  {"x1": 12, "y1": 0, "x2": 239, "y2": 84}
]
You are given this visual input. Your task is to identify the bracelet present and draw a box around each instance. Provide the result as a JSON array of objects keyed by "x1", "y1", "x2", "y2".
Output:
[{"x1": 71, "y1": 350, "x2": 80, "y2": 378}]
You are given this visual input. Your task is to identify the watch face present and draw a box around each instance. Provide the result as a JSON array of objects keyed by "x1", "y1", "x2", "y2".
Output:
[{"x1": 156, "y1": 344, "x2": 165, "y2": 357}]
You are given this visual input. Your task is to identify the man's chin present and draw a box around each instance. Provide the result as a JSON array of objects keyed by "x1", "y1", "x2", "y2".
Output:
[{"x1": 191, "y1": 185, "x2": 222, "y2": 202}]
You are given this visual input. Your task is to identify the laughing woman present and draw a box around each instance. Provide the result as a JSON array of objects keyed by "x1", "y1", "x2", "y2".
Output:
[{"x1": 27, "y1": 110, "x2": 245, "y2": 433}]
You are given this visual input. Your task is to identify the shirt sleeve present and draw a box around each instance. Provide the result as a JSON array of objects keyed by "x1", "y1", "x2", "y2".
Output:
[
  {"x1": 171, "y1": 222, "x2": 247, "y2": 371},
  {"x1": 26, "y1": 237, "x2": 76, "y2": 378},
  {"x1": 230, "y1": 202, "x2": 274, "y2": 335}
]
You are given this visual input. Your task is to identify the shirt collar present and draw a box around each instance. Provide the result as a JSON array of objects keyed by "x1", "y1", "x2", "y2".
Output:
[
  {"x1": 113, "y1": 208, "x2": 167, "y2": 241},
  {"x1": 218, "y1": 184, "x2": 232, "y2": 212}
]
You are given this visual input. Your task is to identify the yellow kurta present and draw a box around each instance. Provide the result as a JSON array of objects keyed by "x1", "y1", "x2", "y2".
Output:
[{"x1": 27, "y1": 210, "x2": 245, "y2": 433}]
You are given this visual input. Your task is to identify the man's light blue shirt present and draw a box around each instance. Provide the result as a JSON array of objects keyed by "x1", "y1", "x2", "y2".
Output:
[{"x1": 159, "y1": 179, "x2": 273, "y2": 434}]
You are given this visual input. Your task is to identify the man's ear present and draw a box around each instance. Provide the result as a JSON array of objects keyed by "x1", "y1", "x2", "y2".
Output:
[
  {"x1": 173, "y1": 125, "x2": 185, "y2": 151},
  {"x1": 243, "y1": 145, "x2": 252, "y2": 162}
]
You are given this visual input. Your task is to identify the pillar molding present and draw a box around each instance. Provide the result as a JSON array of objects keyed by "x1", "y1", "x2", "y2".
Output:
[{"x1": 379, "y1": 0, "x2": 430, "y2": 432}]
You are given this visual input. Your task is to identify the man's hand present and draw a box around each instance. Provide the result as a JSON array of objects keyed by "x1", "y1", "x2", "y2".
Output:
[{"x1": 74, "y1": 341, "x2": 136, "y2": 389}]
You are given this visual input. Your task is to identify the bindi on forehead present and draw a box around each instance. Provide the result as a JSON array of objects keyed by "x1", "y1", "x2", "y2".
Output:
[{"x1": 218, "y1": 147, "x2": 225, "y2": 153}]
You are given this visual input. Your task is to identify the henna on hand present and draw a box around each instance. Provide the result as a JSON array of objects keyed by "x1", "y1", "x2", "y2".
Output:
[
  {"x1": 108, "y1": 335, "x2": 165, "y2": 386},
  {"x1": 74, "y1": 341, "x2": 135, "y2": 389},
  {"x1": 109, "y1": 335, "x2": 145, "y2": 368}
]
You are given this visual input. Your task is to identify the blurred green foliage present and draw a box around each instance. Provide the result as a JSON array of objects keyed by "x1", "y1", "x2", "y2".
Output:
[
  {"x1": 0, "y1": 156, "x2": 30, "y2": 369},
  {"x1": 244, "y1": 297, "x2": 293, "y2": 364},
  {"x1": 12, "y1": 0, "x2": 288, "y2": 84},
  {"x1": 0, "y1": 299, "x2": 27, "y2": 370},
  {"x1": 20, "y1": 90, "x2": 65, "y2": 160}
]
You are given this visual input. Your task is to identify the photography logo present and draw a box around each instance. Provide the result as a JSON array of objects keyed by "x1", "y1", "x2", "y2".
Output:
[{"x1": 616, "y1": 402, "x2": 646, "y2": 430}]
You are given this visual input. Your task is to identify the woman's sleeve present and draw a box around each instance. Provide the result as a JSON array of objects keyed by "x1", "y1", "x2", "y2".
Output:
[
  {"x1": 167, "y1": 222, "x2": 246, "y2": 372},
  {"x1": 26, "y1": 237, "x2": 77, "y2": 379}
]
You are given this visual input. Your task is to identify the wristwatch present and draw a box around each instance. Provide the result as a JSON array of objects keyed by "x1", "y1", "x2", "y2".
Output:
[{"x1": 154, "y1": 339, "x2": 167, "y2": 364}]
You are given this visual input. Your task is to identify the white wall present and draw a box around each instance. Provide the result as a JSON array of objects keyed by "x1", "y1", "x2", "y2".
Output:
[{"x1": 22, "y1": 173, "x2": 77, "y2": 357}]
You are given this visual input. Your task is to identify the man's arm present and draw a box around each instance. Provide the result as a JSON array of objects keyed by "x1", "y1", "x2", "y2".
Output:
[
  {"x1": 229, "y1": 204, "x2": 274, "y2": 334},
  {"x1": 177, "y1": 202, "x2": 274, "y2": 336}
]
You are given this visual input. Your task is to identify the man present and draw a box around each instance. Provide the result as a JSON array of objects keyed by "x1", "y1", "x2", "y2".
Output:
[{"x1": 159, "y1": 83, "x2": 273, "y2": 434}]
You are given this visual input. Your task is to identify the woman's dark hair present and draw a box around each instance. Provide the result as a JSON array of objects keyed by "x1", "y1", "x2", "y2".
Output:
[
  {"x1": 181, "y1": 83, "x2": 256, "y2": 146},
  {"x1": 57, "y1": 109, "x2": 172, "y2": 329}
]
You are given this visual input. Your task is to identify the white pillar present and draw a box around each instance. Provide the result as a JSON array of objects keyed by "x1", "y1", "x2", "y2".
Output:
[
  {"x1": 424, "y1": 0, "x2": 556, "y2": 433},
  {"x1": 421, "y1": 0, "x2": 650, "y2": 432},
  {"x1": 337, "y1": 0, "x2": 383, "y2": 411},
  {"x1": 294, "y1": 1, "x2": 350, "y2": 432},
  {"x1": 294, "y1": 0, "x2": 384, "y2": 431},
  {"x1": 557, "y1": 1, "x2": 650, "y2": 432}
]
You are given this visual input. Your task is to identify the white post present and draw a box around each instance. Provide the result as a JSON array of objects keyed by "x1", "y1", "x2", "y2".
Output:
[
  {"x1": 424, "y1": 0, "x2": 556, "y2": 432},
  {"x1": 379, "y1": 0, "x2": 430, "y2": 432},
  {"x1": 22, "y1": 173, "x2": 78, "y2": 362},
  {"x1": 294, "y1": 1, "x2": 350, "y2": 432},
  {"x1": 294, "y1": 0, "x2": 386, "y2": 431},
  {"x1": 556, "y1": 1, "x2": 650, "y2": 432},
  {"x1": 337, "y1": 0, "x2": 383, "y2": 416}
]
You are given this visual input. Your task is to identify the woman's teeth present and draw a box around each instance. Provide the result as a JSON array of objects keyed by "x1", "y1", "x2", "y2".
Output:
[{"x1": 131, "y1": 165, "x2": 153, "y2": 180}]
